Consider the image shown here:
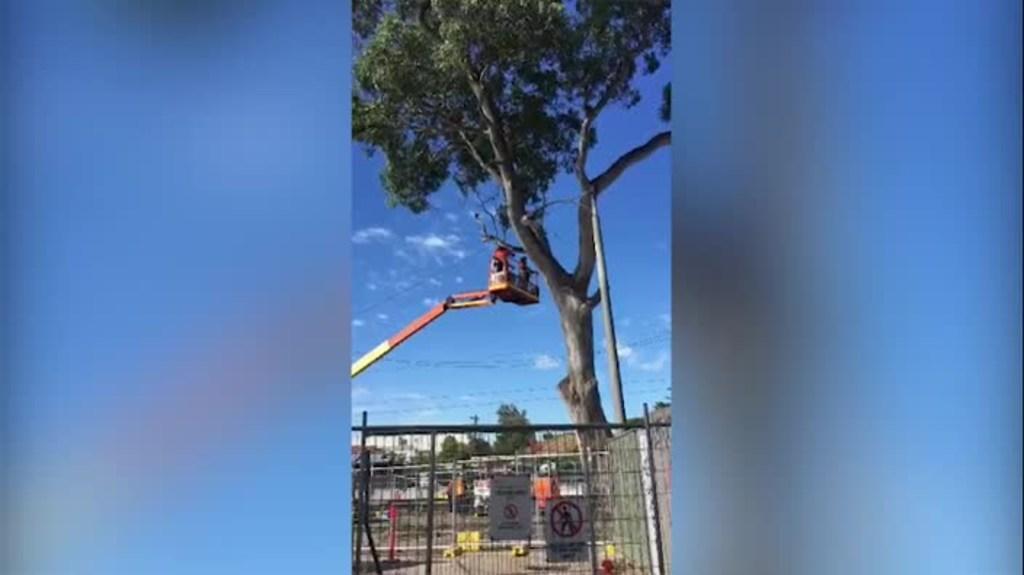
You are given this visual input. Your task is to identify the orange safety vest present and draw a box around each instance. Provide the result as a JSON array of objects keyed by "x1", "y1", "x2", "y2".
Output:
[
  {"x1": 533, "y1": 477, "x2": 559, "y2": 508},
  {"x1": 449, "y1": 478, "x2": 466, "y2": 497}
]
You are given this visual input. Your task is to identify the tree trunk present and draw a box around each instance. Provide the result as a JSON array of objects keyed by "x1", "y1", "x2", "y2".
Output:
[
  {"x1": 552, "y1": 290, "x2": 611, "y2": 449},
  {"x1": 496, "y1": 177, "x2": 611, "y2": 443}
]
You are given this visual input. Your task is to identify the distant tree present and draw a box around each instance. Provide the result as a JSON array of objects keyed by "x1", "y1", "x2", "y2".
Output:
[
  {"x1": 468, "y1": 436, "x2": 493, "y2": 457},
  {"x1": 353, "y1": 1, "x2": 671, "y2": 442},
  {"x1": 439, "y1": 435, "x2": 471, "y2": 462},
  {"x1": 493, "y1": 403, "x2": 534, "y2": 455}
]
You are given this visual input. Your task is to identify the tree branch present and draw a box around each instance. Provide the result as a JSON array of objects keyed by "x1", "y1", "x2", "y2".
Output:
[
  {"x1": 456, "y1": 129, "x2": 501, "y2": 181},
  {"x1": 574, "y1": 116, "x2": 594, "y2": 188},
  {"x1": 585, "y1": 290, "x2": 601, "y2": 310},
  {"x1": 574, "y1": 130, "x2": 671, "y2": 290},
  {"x1": 590, "y1": 58, "x2": 632, "y2": 119},
  {"x1": 570, "y1": 61, "x2": 635, "y2": 291},
  {"x1": 462, "y1": 59, "x2": 571, "y2": 287},
  {"x1": 417, "y1": 0, "x2": 440, "y2": 38},
  {"x1": 572, "y1": 191, "x2": 596, "y2": 290},
  {"x1": 591, "y1": 130, "x2": 671, "y2": 195},
  {"x1": 479, "y1": 232, "x2": 525, "y2": 253}
]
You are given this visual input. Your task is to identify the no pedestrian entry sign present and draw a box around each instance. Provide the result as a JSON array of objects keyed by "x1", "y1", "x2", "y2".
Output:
[
  {"x1": 488, "y1": 475, "x2": 532, "y2": 540},
  {"x1": 544, "y1": 497, "x2": 589, "y2": 562}
]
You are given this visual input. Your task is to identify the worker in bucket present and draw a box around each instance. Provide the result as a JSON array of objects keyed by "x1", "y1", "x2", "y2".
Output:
[{"x1": 517, "y1": 256, "x2": 533, "y2": 291}]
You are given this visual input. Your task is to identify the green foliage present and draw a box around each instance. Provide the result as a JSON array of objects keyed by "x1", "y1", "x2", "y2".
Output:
[
  {"x1": 353, "y1": 0, "x2": 671, "y2": 217},
  {"x1": 467, "y1": 436, "x2": 493, "y2": 457},
  {"x1": 493, "y1": 403, "x2": 534, "y2": 455},
  {"x1": 439, "y1": 435, "x2": 471, "y2": 462}
]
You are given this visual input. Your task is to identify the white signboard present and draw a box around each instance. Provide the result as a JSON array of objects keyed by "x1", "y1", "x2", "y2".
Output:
[
  {"x1": 544, "y1": 496, "x2": 589, "y2": 562},
  {"x1": 488, "y1": 475, "x2": 533, "y2": 540}
]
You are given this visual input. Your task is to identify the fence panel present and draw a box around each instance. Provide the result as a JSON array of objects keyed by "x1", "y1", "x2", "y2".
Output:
[{"x1": 352, "y1": 421, "x2": 671, "y2": 575}]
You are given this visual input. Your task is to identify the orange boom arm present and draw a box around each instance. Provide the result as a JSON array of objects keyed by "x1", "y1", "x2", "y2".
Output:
[{"x1": 350, "y1": 291, "x2": 492, "y2": 378}]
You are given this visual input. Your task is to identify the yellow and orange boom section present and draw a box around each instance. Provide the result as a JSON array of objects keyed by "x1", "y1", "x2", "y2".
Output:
[{"x1": 350, "y1": 291, "x2": 493, "y2": 378}]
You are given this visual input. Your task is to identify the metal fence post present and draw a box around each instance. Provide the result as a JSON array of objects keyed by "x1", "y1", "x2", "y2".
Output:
[
  {"x1": 450, "y1": 460, "x2": 457, "y2": 550},
  {"x1": 643, "y1": 404, "x2": 666, "y2": 575},
  {"x1": 424, "y1": 432, "x2": 438, "y2": 574},
  {"x1": 581, "y1": 446, "x2": 600, "y2": 575},
  {"x1": 354, "y1": 411, "x2": 368, "y2": 573}
]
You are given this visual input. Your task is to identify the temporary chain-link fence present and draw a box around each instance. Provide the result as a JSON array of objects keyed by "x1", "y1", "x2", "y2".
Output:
[{"x1": 352, "y1": 407, "x2": 671, "y2": 575}]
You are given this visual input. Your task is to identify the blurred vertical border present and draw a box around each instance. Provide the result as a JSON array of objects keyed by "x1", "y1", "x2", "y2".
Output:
[
  {"x1": 2, "y1": 0, "x2": 351, "y2": 573},
  {"x1": 672, "y1": 1, "x2": 1020, "y2": 574},
  {"x1": 2, "y1": 0, "x2": 15, "y2": 571}
]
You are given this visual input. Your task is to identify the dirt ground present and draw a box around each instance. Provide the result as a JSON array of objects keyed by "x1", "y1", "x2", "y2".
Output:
[
  {"x1": 354, "y1": 547, "x2": 656, "y2": 575},
  {"x1": 356, "y1": 550, "x2": 593, "y2": 574}
]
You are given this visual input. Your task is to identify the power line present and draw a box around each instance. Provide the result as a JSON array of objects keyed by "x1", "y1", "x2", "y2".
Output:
[
  {"x1": 364, "y1": 328, "x2": 671, "y2": 371},
  {"x1": 352, "y1": 381, "x2": 669, "y2": 416},
  {"x1": 353, "y1": 377, "x2": 669, "y2": 409},
  {"x1": 353, "y1": 244, "x2": 491, "y2": 316}
]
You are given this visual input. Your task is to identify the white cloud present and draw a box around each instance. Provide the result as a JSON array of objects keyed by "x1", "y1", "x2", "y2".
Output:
[
  {"x1": 405, "y1": 233, "x2": 467, "y2": 261},
  {"x1": 621, "y1": 317, "x2": 633, "y2": 327},
  {"x1": 533, "y1": 354, "x2": 561, "y2": 371},
  {"x1": 367, "y1": 283, "x2": 378, "y2": 291},
  {"x1": 353, "y1": 227, "x2": 393, "y2": 244},
  {"x1": 352, "y1": 319, "x2": 365, "y2": 327},
  {"x1": 376, "y1": 313, "x2": 389, "y2": 321},
  {"x1": 617, "y1": 344, "x2": 635, "y2": 359},
  {"x1": 428, "y1": 278, "x2": 442, "y2": 286},
  {"x1": 637, "y1": 351, "x2": 670, "y2": 372},
  {"x1": 455, "y1": 276, "x2": 464, "y2": 284},
  {"x1": 423, "y1": 298, "x2": 442, "y2": 307},
  {"x1": 445, "y1": 212, "x2": 459, "y2": 222}
]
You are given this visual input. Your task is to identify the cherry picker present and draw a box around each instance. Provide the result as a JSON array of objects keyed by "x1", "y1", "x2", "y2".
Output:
[{"x1": 351, "y1": 247, "x2": 540, "y2": 378}]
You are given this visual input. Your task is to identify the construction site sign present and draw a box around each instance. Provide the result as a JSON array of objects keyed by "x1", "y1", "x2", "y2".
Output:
[
  {"x1": 544, "y1": 497, "x2": 589, "y2": 562},
  {"x1": 488, "y1": 475, "x2": 532, "y2": 540}
]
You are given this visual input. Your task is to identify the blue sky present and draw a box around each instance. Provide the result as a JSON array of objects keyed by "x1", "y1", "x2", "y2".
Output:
[{"x1": 351, "y1": 64, "x2": 673, "y2": 425}]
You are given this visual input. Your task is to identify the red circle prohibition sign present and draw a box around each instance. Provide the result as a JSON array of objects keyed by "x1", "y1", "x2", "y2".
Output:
[
  {"x1": 503, "y1": 504, "x2": 518, "y2": 520},
  {"x1": 549, "y1": 500, "x2": 583, "y2": 538}
]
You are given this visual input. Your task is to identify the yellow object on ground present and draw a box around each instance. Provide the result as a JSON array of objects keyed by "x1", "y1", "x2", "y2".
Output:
[
  {"x1": 443, "y1": 547, "x2": 463, "y2": 559},
  {"x1": 456, "y1": 531, "x2": 481, "y2": 552},
  {"x1": 511, "y1": 545, "x2": 529, "y2": 556},
  {"x1": 605, "y1": 544, "x2": 616, "y2": 558}
]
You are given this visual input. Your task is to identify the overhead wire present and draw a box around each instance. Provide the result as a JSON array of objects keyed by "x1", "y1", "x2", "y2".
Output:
[
  {"x1": 353, "y1": 243, "x2": 491, "y2": 317},
  {"x1": 352, "y1": 380, "x2": 670, "y2": 417},
  {"x1": 367, "y1": 327, "x2": 671, "y2": 372}
]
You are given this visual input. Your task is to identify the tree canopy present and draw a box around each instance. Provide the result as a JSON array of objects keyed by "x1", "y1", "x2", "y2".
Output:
[
  {"x1": 439, "y1": 435, "x2": 471, "y2": 462},
  {"x1": 353, "y1": 0, "x2": 671, "y2": 430},
  {"x1": 493, "y1": 403, "x2": 533, "y2": 455},
  {"x1": 353, "y1": 0, "x2": 669, "y2": 248}
]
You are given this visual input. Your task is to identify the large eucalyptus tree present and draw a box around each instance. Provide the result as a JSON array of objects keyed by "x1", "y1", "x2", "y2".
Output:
[{"x1": 354, "y1": 0, "x2": 671, "y2": 436}]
